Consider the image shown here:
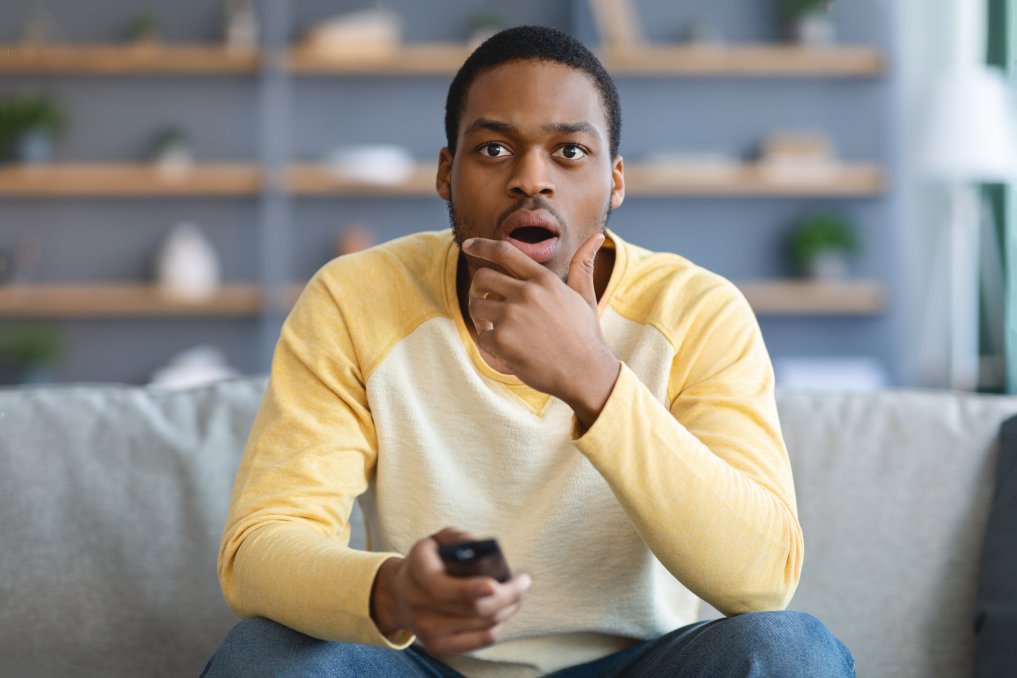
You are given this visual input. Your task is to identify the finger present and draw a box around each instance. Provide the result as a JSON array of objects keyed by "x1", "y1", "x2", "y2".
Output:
[
  {"x1": 430, "y1": 601, "x2": 522, "y2": 635},
  {"x1": 411, "y1": 529, "x2": 498, "y2": 605},
  {"x1": 468, "y1": 266, "x2": 524, "y2": 302},
  {"x1": 432, "y1": 527, "x2": 481, "y2": 546},
  {"x1": 567, "y1": 232, "x2": 605, "y2": 307},
  {"x1": 463, "y1": 238, "x2": 547, "y2": 281},
  {"x1": 467, "y1": 297, "x2": 502, "y2": 334},
  {"x1": 424, "y1": 628, "x2": 501, "y2": 658},
  {"x1": 423, "y1": 569, "x2": 530, "y2": 619},
  {"x1": 474, "y1": 325, "x2": 504, "y2": 359},
  {"x1": 408, "y1": 527, "x2": 486, "y2": 587},
  {"x1": 424, "y1": 622, "x2": 508, "y2": 658},
  {"x1": 419, "y1": 589, "x2": 520, "y2": 634},
  {"x1": 469, "y1": 574, "x2": 530, "y2": 617}
]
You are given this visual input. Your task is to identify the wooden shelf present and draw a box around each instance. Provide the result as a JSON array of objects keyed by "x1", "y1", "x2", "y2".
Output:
[
  {"x1": 0, "y1": 162, "x2": 884, "y2": 198},
  {"x1": 0, "y1": 280, "x2": 883, "y2": 318},
  {"x1": 738, "y1": 280, "x2": 886, "y2": 315},
  {"x1": 0, "y1": 284, "x2": 263, "y2": 317},
  {"x1": 288, "y1": 44, "x2": 471, "y2": 75},
  {"x1": 624, "y1": 162, "x2": 885, "y2": 197},
  {"x1": 0, "y1": 44, "x2": 259, "y2": 74},
  {"x1": 600, "y1": 44, "x2": 884, "y2": 76},
  {"x1": 287, "y1": 162, "x2": 884, "y2": 198},
  {"x1": 0, "y1": 42, "x2": 883, "y2": 77},
  {"x1": 287, "y1": 43, "x2": 883, "y2": 77},
  {"x1": 0, "y1": 164, "x2": 261, "y2": 197}
]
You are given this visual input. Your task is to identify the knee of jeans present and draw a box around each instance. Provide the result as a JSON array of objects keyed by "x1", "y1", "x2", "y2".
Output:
[
  {"x1": 728, "y1": 610, "x2": 855, "y2": 676},
  {"x1": 227, "y1": 617, "x2": 310, "y2": 652},
  {"x1": 203, "y1": 617, "x2": 322, "y2": 677}
]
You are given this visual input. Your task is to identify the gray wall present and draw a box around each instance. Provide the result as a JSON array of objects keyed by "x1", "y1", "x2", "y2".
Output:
[{"x1": 0, "y1": 0, "x2": 900, "y2": 385}]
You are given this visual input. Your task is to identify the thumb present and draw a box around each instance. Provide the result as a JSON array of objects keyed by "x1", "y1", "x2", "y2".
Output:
[{"x1": 568, "y1": 232, "x2": 606, "y2": 307}]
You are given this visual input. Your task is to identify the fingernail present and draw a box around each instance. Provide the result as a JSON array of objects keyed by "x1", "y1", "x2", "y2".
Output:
[
  {"x1": 463, "y1": 238, "x2": 476, "y2": 250},
  {"x1": 518, "y1": 574, "x2": 532, "y2": 593}
]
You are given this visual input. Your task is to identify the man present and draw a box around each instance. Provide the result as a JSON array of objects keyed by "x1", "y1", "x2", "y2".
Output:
[{"x1": 203, "y1": 26, "x2": 853, "y2": 677}]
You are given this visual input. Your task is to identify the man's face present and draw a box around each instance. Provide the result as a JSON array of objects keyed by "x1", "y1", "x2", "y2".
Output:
[{"x1": 437, "y1": 59, "x2": 624, "y2": 282}]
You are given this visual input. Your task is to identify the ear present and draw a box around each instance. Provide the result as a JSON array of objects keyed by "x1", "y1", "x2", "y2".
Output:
[
  {"x1": 436, "y1": 147, "x2": 453, "y2": 201},
  {"x1": 609, "y1": 155, "x2": 625, "y2": 209}
]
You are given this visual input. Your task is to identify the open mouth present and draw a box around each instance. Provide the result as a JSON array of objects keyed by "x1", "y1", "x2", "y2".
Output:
[
  {"x1": 504, "y1": 226, "x2": 560, "y2": 264},
  {"x1": 509, "y1": 226, "x2": 557, "y2": 244}
]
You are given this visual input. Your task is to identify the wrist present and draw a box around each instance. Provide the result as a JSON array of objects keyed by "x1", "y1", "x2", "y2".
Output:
[
  {"x1": 370, "y1": 556, "x2": 405, "y2": 636},
  {"x1": 566, "y1": 355, "x2": 621, "y2": 431}
]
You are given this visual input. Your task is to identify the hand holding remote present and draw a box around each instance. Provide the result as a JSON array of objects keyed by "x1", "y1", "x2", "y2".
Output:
[{"x1": 370, "y1": 527, "x2": 531, "y2": 658}]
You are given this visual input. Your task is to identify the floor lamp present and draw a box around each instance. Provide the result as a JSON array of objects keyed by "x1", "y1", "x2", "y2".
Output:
[{"x1": 922, "y1": 66, "x2": 1017, "y2": 390}]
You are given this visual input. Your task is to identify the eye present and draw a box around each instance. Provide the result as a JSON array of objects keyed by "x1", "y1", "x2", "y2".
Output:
[
  {"x1": 554, "y1": 144, "x2": 588, "y2": 160},
  {"x1": 479, "y1": 143, "x2": 511, "y2": 157}
]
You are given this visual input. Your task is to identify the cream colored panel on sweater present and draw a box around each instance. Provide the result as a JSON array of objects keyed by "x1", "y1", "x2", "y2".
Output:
[{"x1": 360, "y1": 310, "x2": 698, "y2": 674}]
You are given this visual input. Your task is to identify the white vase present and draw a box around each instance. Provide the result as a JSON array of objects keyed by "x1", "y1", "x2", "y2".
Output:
[
  {"x1": 224, "y1": 0, "x2": 258, "y2": 53},
  {"x1": 155, "y1": 142, "x2": 195, "y2": 179},
  {"x1": 807, "y1": 249, "x2": 850, "y2": 280},
  {"x1": 792, "y1": 13, "x2": 835, "y2": 46},
  {"x1": 156, "y1": 222, "x2": 221, "y2": 301},
  {"x1": 17, "y1": 129, "x2": 55, "y2": 166}
]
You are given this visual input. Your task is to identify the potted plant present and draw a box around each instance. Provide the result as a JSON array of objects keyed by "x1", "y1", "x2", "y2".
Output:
[
  {"x1": 152, "y1": 126, "x2": 194, "y2": 177},
  {"x1": 788, "y1": 211, "x2": 858, "y2": 280},
  {"x1": 128, "y1": 11, "x2": 160, "y2": 47},
  {"x1": 0, "y1": 325, "x2": 63, "y2": 385},
  {"x1": 779, "y1": 0, "x2": 836, "y2": 46},
  {"x1": 10, "y1": 93, "x2": 66, "y2": 165}
]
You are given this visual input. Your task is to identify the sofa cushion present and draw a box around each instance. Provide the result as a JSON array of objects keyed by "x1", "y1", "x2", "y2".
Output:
[
  {"x1": 778, "y1": 389, "x2": 1017, "y2": 678},
  {"x1": 0, "y1": 377, "x2": 266, "y2": 678}
]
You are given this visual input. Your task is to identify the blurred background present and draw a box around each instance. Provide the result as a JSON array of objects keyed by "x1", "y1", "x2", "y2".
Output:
[{"x1": 0, "y1": 0, "x2": 1013, "y2": 394}]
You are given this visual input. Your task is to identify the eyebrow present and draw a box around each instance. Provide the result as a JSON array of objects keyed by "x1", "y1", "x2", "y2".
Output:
[{"x1": 464, "y1": 117, "x2": 599, "y2": 138}]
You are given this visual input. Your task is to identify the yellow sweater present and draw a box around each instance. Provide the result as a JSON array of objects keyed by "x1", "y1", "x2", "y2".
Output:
[{"x1": 218, "y1": 229, "x2": 802, "y2": 676}]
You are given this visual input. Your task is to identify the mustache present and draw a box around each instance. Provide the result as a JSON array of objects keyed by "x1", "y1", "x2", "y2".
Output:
[{"x1": 495, "y1": 197, "x2": 566, "y2": 232}]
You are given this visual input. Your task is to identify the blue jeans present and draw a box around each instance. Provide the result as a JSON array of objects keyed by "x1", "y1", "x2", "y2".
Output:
[{"x1": 201, "y1": 610, "x2": 854, "y2": 677}]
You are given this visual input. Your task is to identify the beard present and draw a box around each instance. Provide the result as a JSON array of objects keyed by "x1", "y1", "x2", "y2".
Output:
[{"x1": 446, "y1": 193, "x2": 613, "y2": 284}]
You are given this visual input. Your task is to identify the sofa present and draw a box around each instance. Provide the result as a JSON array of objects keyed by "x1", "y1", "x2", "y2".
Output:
[{"x1": 1, "y1": 377, "x2": 1014, "y2": 678}]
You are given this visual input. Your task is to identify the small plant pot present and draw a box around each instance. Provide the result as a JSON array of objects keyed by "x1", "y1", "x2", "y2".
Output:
[
  {"x1": 155, "y1": 142, "x2": 196, "y2": 178},
  {"x1": 806, "y1": 249, "x2": 850, "y2": 280},
  {"x1": 791, "y1": 12, "x2": 835, "y2": 46},
  {"x1": 17, "y1": 128, "x2": 55, "y2": 165}
]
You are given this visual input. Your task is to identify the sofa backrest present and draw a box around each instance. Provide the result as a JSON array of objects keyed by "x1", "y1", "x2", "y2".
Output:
[
  {"x1": 2, "y1": 380, "x2": 1015, "y2": 678},
  {"x1": 0, "y1": 378, "x2": 266, "y2": 678},
  {"x1": 776, "y1": 389, "x2": 1017, "y2": 678}
]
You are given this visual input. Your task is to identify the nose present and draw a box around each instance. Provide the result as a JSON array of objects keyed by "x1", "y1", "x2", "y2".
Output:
[{"x1": 507, "y1": 149, "x2": 555, "y2": 197}]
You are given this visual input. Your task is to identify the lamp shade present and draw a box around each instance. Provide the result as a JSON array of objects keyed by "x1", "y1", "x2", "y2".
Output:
[{"x1": 922, "y1": 66, "x2": 1017, "y2": 182}]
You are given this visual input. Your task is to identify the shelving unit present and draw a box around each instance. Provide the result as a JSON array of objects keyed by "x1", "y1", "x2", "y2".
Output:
[{"x1": 0, "y1": 1, "x2": 895, "y2": 382}]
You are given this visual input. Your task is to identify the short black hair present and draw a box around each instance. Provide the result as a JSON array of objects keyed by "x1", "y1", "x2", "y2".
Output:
[{"x1": 444, "y1": 25, "x2": 622, "y2": 159}]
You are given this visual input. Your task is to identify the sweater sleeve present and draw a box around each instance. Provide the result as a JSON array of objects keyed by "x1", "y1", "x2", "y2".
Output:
[
  {"x1": 573, "y1": 278, "x2": 802, "y2": 616},
  {"x1": 217, "y1": 271, "x2": 413, "y2": 648}
]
